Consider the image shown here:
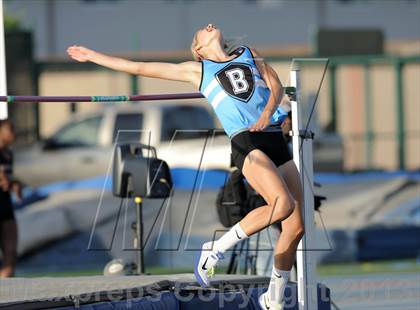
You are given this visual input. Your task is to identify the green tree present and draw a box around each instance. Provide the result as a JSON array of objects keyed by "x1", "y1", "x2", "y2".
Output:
[{"x1": 4, "y1": 14, "x2": 22, "y2": 31}]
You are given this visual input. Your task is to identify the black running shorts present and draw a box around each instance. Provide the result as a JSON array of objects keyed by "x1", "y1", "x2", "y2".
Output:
[{"x1": 230, "y1": 128, "x2": 292, "y2": 172}]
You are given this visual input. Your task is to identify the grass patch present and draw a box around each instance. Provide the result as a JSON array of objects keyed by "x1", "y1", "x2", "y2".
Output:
[
  {"x1": 317, "y1": 259, "x2": 420, "y2": 276},
  {"x1": 16, "y1": 268, "x2": 103, "y2": 278}
]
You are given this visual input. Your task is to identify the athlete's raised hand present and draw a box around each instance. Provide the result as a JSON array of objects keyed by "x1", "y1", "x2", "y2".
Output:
[
  {"x1": 67, "y1": 45, "x2": 95, "y2": 62},
  {"x1": 66, "y1": 45, "x2": 200, "y2": 85}
]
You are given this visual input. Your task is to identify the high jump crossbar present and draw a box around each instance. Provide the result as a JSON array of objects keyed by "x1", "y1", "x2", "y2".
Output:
[
  {"x1": 0, "y1": 88, "x2": 301, "y2": 103},
  {"x1": 0, "y1": 92, "x2": 204, "y2": 103}
]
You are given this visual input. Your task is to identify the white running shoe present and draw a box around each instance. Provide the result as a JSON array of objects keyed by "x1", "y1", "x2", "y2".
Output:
[
  {"x1": 258, "y1": 292, "x2": 284, "y2": 310},
  {"x1": 194, "y1": 241, "x2": 224, "y2": 287}
]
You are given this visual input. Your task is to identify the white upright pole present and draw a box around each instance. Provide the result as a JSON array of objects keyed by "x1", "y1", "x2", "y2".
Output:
[
  {"x1": 290, "y1": 61, "x2": 318, "y2": 310},
  {"x1": 0, "y1": 0, "x2": 8, "y2": 119}
]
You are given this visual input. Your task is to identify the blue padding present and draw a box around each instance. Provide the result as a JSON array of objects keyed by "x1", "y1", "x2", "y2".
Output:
[
  {"x1": 318, "y1": 283, "x2": 331, "y2": 310},
  {"x1": 315, "y1": 171, "x2": 420, "y2": 184},
  {"x1": 178, "y1": 283, "x2": 330, "y2": 310},
  {"x1": 38, "y1": 175, "x2": 113, "y2": 195},
  {"x1": 35, "y1": 169, "x2": 420, "y2": 196},
  {"x1": 178, "y1": 288, "x2": 263, "y2": 310},
  {"x1": 170, "y1": 168, "x2": 229, "y2": 190},
  {"x1": 356, "y1": 226, "x2": 420, "y2": 261}
]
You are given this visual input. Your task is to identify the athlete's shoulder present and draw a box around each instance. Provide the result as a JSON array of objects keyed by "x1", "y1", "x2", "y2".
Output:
[{"x1": 243, "y1": 45, "x2": 260, "y2": 58}]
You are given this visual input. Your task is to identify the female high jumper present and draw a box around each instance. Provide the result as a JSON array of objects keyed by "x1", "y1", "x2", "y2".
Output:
[{"x1": 67, "y1": 23, "x2": 304, "y2": 310}]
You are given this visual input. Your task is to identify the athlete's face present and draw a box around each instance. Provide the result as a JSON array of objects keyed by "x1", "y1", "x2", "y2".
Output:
[{"x1": 0, "y1": 122, "x2": 15, "y2": 146}]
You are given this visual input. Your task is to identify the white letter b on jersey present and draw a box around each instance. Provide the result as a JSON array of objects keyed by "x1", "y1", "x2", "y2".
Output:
[{"x1": 225, "y1": 68, "x2": 248, "y2": 94}]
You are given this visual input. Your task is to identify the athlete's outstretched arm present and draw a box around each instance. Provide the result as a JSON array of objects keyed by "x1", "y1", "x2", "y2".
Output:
[
  {"x1": 248, "y1": 47, "x2": 285, "y2": 131},
  {"x1": 67, "y1": 45, "x2": 200, "y2": 84}
]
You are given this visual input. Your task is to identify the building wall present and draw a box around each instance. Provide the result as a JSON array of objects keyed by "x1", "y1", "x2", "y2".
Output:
[{"x1": 403, "y1": 64, "x2": 420, "y2": 169}]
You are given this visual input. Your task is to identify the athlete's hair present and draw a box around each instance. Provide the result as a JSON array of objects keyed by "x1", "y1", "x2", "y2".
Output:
[{"x1": 190, "y1": 30, "x2": 239, "y2": 61}]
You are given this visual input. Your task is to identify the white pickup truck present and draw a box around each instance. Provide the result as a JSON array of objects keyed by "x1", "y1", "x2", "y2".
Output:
[{"x1": 14, "y1": 101, "x2": 232, "y2": 186}]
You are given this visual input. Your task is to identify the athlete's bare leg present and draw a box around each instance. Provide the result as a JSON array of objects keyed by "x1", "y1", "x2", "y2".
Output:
[
  {"x1": 239, "y1": 150, "x2": 297, "y2": 235},
  {"x1": 273, "y1": 160, "x2": 304, "y2": 270}
]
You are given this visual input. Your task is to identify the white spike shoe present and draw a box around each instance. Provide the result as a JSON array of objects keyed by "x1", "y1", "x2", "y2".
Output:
[{"x1": 194, "y1": 241, "x2": 224, "y2": 287}]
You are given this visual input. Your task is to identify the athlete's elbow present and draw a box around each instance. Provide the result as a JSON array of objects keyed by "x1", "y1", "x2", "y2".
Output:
[
  {"x1": 271, "y1": 74, "x2": 283, "y2": 90},
  {"x1": 267, "y1": 67, "x2": 283, "y2": 87},
  {"x1": 133, "y1": 62, "x2": 147, "y2": 76}
]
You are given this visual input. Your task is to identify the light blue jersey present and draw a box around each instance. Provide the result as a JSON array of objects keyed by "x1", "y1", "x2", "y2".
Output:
[{"x1": 199, "y1": 45, "x2": 288, "y2": 138}]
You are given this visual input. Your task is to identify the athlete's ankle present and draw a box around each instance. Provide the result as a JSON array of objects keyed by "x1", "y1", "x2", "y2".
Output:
[{"x1": 213, "y1": 222, "x2": 248, "y2": 253}]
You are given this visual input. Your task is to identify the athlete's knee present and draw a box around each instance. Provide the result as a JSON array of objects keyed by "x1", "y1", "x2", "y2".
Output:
[
  {"x1": 294, "y1": 222, "x2": 305, "y2": 241},
  {"x1": 270, "y1": 196, "x2": 295, "y2": 222},
  {"x1": 281, "y1": 220, "x2": 304, "y2": 244},
  {"x1": 292, "y1": 202, "x2": 304, "y2": 240}
]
